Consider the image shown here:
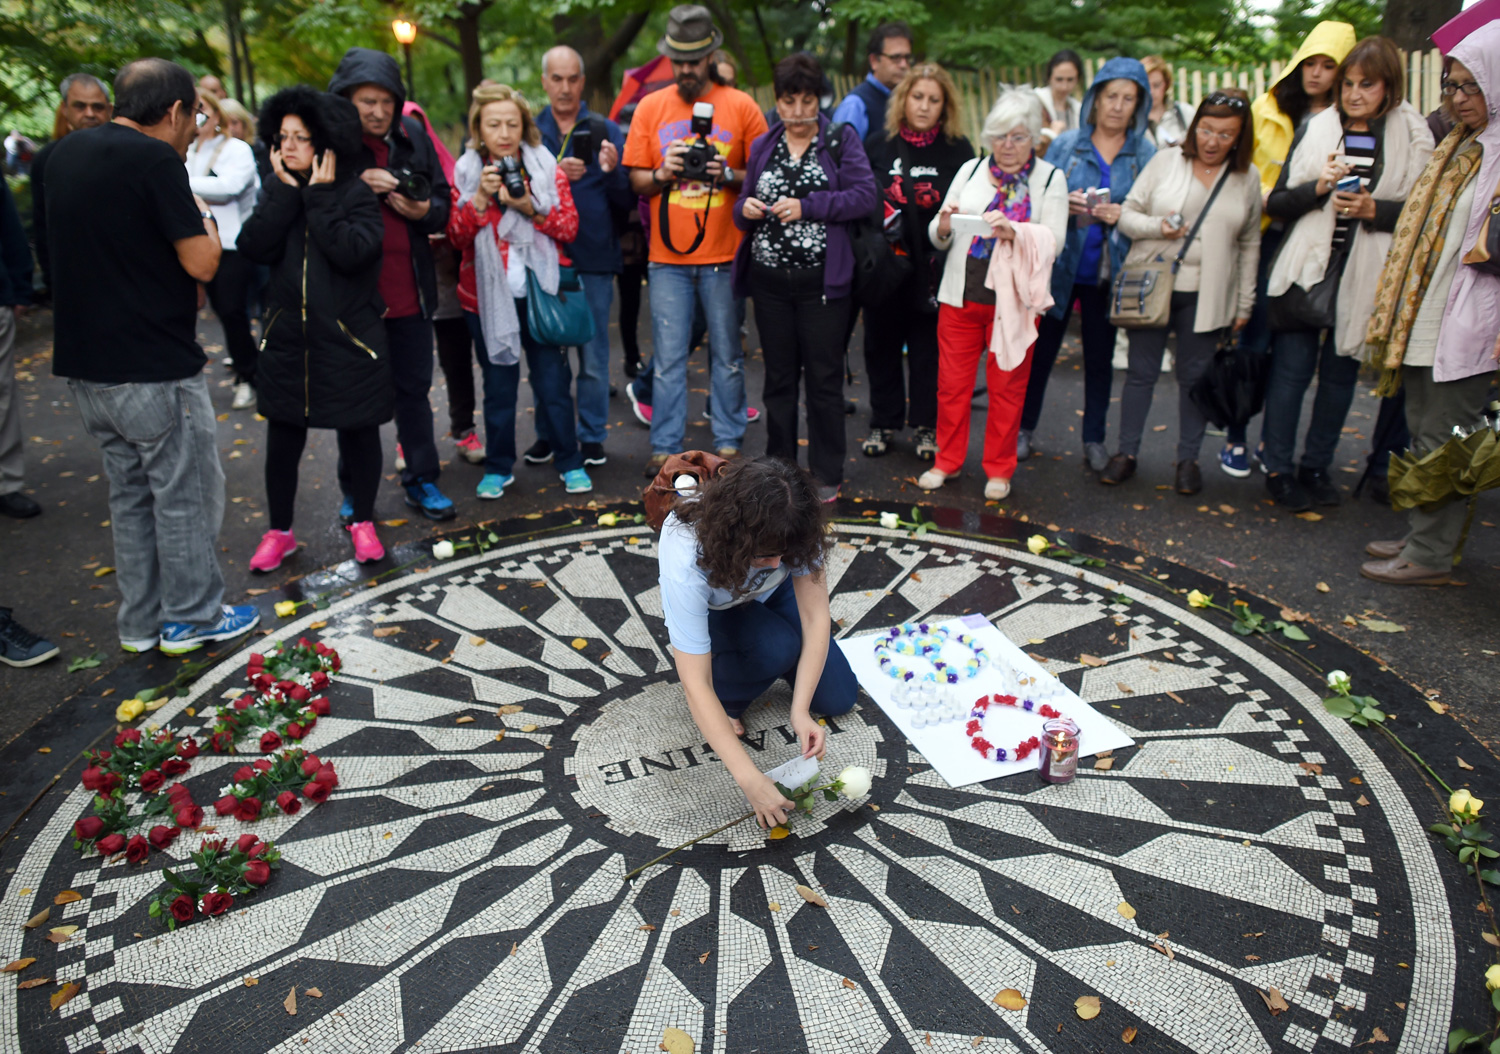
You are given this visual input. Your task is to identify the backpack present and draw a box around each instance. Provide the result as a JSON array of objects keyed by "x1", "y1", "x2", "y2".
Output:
[
  {"x1": 827, "y1": 122, "x2": 913, "y2": 307},
  {"x1": 642, "y1": 451, "x2": 731, "y2": 531}
]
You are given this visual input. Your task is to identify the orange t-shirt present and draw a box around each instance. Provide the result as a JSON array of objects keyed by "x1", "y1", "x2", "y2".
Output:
[{"x1": 622, "y1": 83, "x2": 769, "y2": 265}]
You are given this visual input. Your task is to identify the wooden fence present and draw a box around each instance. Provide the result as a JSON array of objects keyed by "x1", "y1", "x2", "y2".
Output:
[{"x1": 749, "y1": 49, "x2": 1447, "y2": 149}]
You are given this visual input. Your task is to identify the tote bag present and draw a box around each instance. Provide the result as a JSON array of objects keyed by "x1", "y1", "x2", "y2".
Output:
[{"x1": 525, "y1": 265, "x2": 595, "y2": 348}]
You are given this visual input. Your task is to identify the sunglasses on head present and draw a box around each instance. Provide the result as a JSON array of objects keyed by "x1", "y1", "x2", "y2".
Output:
[{"x1": 1203, "y1": 92, "x2": 1249, "y2": 110}]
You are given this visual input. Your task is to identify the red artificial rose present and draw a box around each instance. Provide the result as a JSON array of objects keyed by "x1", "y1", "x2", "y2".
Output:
[
  {"x1": 200, "y1": 892, "x2": 232, "y2": 916},
  {"x1": 234, "y1": 765, "x2": 256, "y2": 783},
  {"x1": 302, "y1": 780, "x2": 331, "y2": 803},
  {"x1": 309, "y1": 697, "x2": 331, "y2": 717},
  {"x1": 80, "y1": 765, "x2": 109, "y2": 792},
  {"x1": 176, "y1": 804, "x2": 204, "y2": 829},
  {"x1": 328, "y1": 653, "x2": 341, "y2": 671},
  {"x1": 276, "y1": 790, "x2": 301, "y2": 815},
  {"x1": 297, "y1": 637, "x2": 314, "y2": 651},
  {"x1": 253, "y1": 758, "x2": 273, "y2": 772},
  {"x1": 259, "y1": 731, "x2": 282, "y2": 753},
  {"x1": 310, "y1": 671, "x2": 329, "y2": 691},
  {"x1": 167, "y1": 781, "x2": 192, "y2": 800},
  {"x1": 313, "y1": 764, "x2": 338, "y2": 789},
  {"x1": 284, "y1": 722, "x2": 306, "y2": 741},
  {"x1": 275, "y1": 679, "x2": 297, "y2": 694},
  {"x1": 73, "y1": 816, "x2": 105, "y2": 841},
  {"x1": 94, "y1": 750, "x2": 112, "y2": 762},
  {"x1": 247, "y1": 651, "x2": 265, "y2": 667},
  {"x1": 232, "y1": 695, "x2": 254, "y2": 711},
  {"x1": 160, "y1": 757, "x2": 191, "y2": 777},
  {"x1": 287, "y1": 685, "x2": 310, "y2": 705},
  {"x1": 234, "y1": 797, "x2": 262, "y2": 822},
  {"x1": 96, "y1": 832, "x2": 126, "y2": 855},
  {"x1": 234, "y1": 833, "x2": 258, "y2": 854},
  {"x1": 148, "y1": 825, "x2": 179, "y2": 850},
  {"x1": 169, "y1": 894, "x2": 195, "y2": 923},
  {"x1": 218, "y1": 712, "x2": 241, "y2": 730},
  {"x1": 315, "y1": 641, "x2": 329, "y2": 655},
  {"x1": 138, "y1": 769, "x2": 165, "y2": 794},
  {"x1": 214, "y1": 795, "x2": 238, "y2": 816},
  {"x1": 125, "y1": 834, "x2": 150, "y2": 864},
  {"x1": 199, "y1": 837, "x2": 226, "y2": 853},
  {"x1": 209, "y1": 731, "x2": 234, "y2": 753},
  {"x1": 300, "y1": 755, "x2": 322, "y2": 777},
  {"x1": 252, "y1": 672, "x2": 273, "y2": 691},
  {"x1": 243, "y1": 859, "x2": 272, "y2": 886},
  {"x1": 153, "y1": 730, "x2": 172, "y2": 745},
  {"x1": 177, "y1": 738, "x2": 200, "y2": 759},
  {"x1": 113, "y1": 728, "x2": 142, "y2": 748},
  {"x1": 301, "y1": 714, "x2": 317, "y2": 731},
  {"x1": 101, "y1": 772, "x2": 123, "y2": 796}
]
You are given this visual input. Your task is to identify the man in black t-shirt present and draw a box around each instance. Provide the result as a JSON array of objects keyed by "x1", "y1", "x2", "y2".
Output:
[{"x1": 47, "y1": 58, "x2": 259, "y2": 656}]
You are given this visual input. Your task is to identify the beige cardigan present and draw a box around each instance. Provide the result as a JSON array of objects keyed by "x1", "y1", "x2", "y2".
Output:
[
  {"x1": 1117, "y1": 147, "x2": 1262, "y2": 333},
  {"x1": 929, "y1": 156, "x2": 1069, "y2": 309}
]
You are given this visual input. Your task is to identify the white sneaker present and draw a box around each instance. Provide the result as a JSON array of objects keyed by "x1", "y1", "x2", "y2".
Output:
[
  {"x1": 985, "y1": 477, "x2": 1011, "y2": 500},
  {"x1": 917, "y1": 469, "x2": 948, "y2": 491},
  {"x1": 231, "y1": 382, "x2": 255, "y2": 410}
]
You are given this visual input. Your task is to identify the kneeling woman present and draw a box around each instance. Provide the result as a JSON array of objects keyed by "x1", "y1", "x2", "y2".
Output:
[
  {"x1": 660, "y1": 458, "x2": 857, "y2": 829},
  {"x1": 238, "y1": 86, "x2": 391, "y2": 570}
]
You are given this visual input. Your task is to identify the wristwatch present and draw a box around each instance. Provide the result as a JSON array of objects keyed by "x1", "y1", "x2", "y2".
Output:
[
  {"x1": 721, "y1": 165, "x2": 734, "y2": 185},
  {"x1": 199, "y1": 210, "x2": 217, "y2": 223}
]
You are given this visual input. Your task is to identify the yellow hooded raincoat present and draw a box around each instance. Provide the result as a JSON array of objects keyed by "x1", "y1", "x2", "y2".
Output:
[{"x1": 1249, "y1": 21, "x2": 1358, "y2": 203}]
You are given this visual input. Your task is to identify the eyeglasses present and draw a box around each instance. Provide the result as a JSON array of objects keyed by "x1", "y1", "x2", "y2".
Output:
[
  {"x1": 1195, "y1": 128, "x2": 1238, "y2": 143},
  {"x1": 1442, "y1": 79, "x2": 1483, "y2": 97},
  {"x1": 993, "y1": 132, "x2": 1033, "y2": 146},
  {"x1": 880, "y1": 51, "x2": 913, "y2": 63},
  {"x1": 277, "y1": 133, "x2": 312, "y2": 146},
  {"x1": 194, "y1": 111, "x2": 208, "y2": 128},
  {"x1": 1203, "y1": 92, "x2": 1249, "y2": 111}
]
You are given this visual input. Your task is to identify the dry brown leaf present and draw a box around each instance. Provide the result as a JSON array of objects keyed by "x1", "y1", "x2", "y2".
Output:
[
  {"x1": 1296, "y1": 511, "x2": 1323, "y2": 521},
  {"x1": 1, "y1": 958, "x2": 35, "y2": 973},
  {"x1": 1075, "y1": 995, "x2": 1101, "y2": 1020},
  {"x1": 1122, "y1": 1025, "x2": 1138, "y2": 1043},
  {"x1": 670, "y1": 909, "x2": 681, "y2": 917},
  {"x1": 1458, "y1": 756, "x2": 1475, "y2": 771},
  {"x1": 1349, "y1": 776, "x2": 1364, "y2": 784},
  {"x1": 1298, "y1": 761, "x2": 1323, "y2": 775},
  {"x1": 1116, "y1": 901, "x2": 1136, "y2": 920},
  {"x1": 659, "y1": 1027, "x2": 694, "y2": 1054},
  {"x1": 520, "y1": 724, "x2": 539, "y2": 733},
  {"x1": 841, "y1": 977, "x2": 856, "y2": 989},
  {"x1": 1244, "y1": 954, "x2": 1261, "y2": 961},
  {"x1": 1366, "y1": 1026, "x2": 1389, "y2": 1043},
  {"x1": 1151, "y1": 942, "x2": 1174, "y2": 961},
  {"x1": 372, "y1": 626, "x2": 402, "y2": 637},
  {"x1": 768, "y1": 902, "x2": 781, "y2": 912},
  {"x1": 1258, "y1": 987, "x2": 1290, "y2": 1016},
  {"x1": 1315, "y1": 581, "x2": 1331, "y2": 593},
  {"x1": 510, "y1": 942, "x2": 517, "y2": 956},
  {"x1": 972, "y1": 1039, "x2": 982, "y2": 1049},
  {"x1": 1165, "y1": 691, "x2": 1185, "y2": 705},
  {"x1": 17, "y1": 978, "x2": 50, "y2": 989},
  {"x1": 243, "y1": 976, "x2": 258, "y2": 987},
  {"x1": 496, "y1": 704, "x2": 524, "y2": 715},
  {"x1": 45, "y1": 926, "x2": 78, "y2": 944},
  {"x1": 284, "y1": 985, "x2": 297, "y2": 1015},
  {"x1": 1079, "y1": 654, "x2": 1107, "y2": 667},
  {"x1": 640, "y1": 924, "x2": 657, "y2": 931},
  {"x1": 925, "y1": 1035, "x2": 932, "y2": 1047},
  {"x1": 52, "y1": 892, "x2": 81, "y2": 906},
  {"x1": 910, "y1": 572, "x2": 922, "y2": 582},
  {"x1": 469, "y1": 636, "x2": 486, "y2": 647},
  {"x1": 699, "y1": 951, "x2": 710, "y2": 965},
  {"x1": 766, "y1": 826, "x2": 790, "y2": 840},
  {"x1": 455, "y1": 716, "x2": 475, "y2": 724},
  {"x1": 1356, "y1": 794, "x2": 1371, "y2": 806},
  {"x1": 49, "y1": 982, "x2": 80, "y2": 1011},
  {"x1": 994, "y1": 988, "x2": 1027, "y2": 1010},
  {"x1": 795, "y1": 884, "x2": 828, "y2": 908},
  {"x1": 1115, "y1": 682, "x2": 1134, "y2": 694},
  {"x1": 1094, "y1": 757, "x2": 1115, "y2": 771},
  {"x1": 22, "y1": 908, "x2": 49, "y2": 930},
  {"x1": 305, "y1": 987, "x2": 322, "y2": 998},
  {"x1": 1427, "y1": 699, "x2": 1449, "y2": 714},
  {"x1": 381, "y1": 518, "x2": 408, "y2": 527},
  {"x1": 1483, "y1": 933, "x2": 1500, "y2": 948}
]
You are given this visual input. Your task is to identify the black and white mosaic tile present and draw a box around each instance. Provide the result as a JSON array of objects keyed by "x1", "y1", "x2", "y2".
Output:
[{"x1": 1, "y1": 524, "x2": 1460, "y2": 1052}]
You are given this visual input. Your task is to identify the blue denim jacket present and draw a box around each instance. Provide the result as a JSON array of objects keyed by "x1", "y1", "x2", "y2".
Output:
[{"x1": 1042, "y1": 57, "x2": 1155, "y2": 319}]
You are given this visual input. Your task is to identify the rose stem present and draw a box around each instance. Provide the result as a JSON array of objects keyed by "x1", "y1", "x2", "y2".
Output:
[{"x1": 624, "y1": 811, "x2": 755, "y2": 882}]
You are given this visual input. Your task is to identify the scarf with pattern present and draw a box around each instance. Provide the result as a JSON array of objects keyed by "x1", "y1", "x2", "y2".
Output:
[
  {"x1": 899, "y1": 125, "x2": 939, "y2": 148},
  {"x1": 969, "y1": 154, "x2": 1034, "y2": 260},
  {"x1": 1364, "y1": 125, "x2": 1484, "y2": 395}
]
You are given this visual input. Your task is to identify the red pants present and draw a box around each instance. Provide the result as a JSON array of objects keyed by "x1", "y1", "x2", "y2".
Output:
[{"x1": 934, "y1": 299, "x2": 1034, "y2": 481}]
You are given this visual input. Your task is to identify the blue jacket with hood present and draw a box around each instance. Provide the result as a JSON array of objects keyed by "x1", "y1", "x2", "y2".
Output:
[{"x1": 1042, "y1": 57, "x2": 1154, "y2": 318}]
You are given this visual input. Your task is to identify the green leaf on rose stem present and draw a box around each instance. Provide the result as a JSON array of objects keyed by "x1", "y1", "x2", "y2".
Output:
[
  {"x1": 1492, "y1": 990, "x2": 1500, "y2": 1015},
  {"x1": 915, "y1": 522, "x2": 930, "y2": 537},
  {"x1": 1429, "y1": 822, "x2": 1461, "y2": 837},
  {"x1": 1460, "y1": 846, "x2": 1476, "y2": 863},
  {"x1": 1231, "y1": 620, "x2": 1256, "y2": 636},
  {"x1": 147, "y1": 900, "x2": 160, "y2": 917},
  {"x1": 1277, "y1": 622, "x2": 1311, "y2": 641},
  {"x1": 1478, "y1": 846, "x2": 1499, "y2": 858},
  {"x1": 1462, "y1": 822, "x2": 1491, "y2": 842},
  {"x1": 1450, "y1": 1029, "x2": 1478, "y2": 1054},
  {"x1": 1349, "y1": 714, "x2": 1368, "y2": 727},
  {"x1": 136, "y1": 687, "x2": 158, "y2": 703},
  {"x1": 1445, "y1": 835, "x2": 1463, "y2": 853},
  {"x1": 773, "y1": 782, "x2": 792, "y2": 800},
  {"x1": 910, "y1": 506, "x2": 921, "y2": 524},
  {"x1": 488, "y1": 533, "x2": 499, "y2": 543},
  {"x1": 1358, "y1": 706, "x2": 1385, "y2": 723},
  {"x1": 823, "y1": 789, "x2": 837, "y2": 802},
  {"x1": 1480, "y1": 869, "x2": 1500, "y2": 886},
  {"x1": 66, "y1": 651, "x2": 105, "y2": 673},
  {"x1": 1323, "y1": 696, "x2": 1358, "y2": 719},
  {"x1": 162, "y1": 869, "x2": 185, "y2": 892}
]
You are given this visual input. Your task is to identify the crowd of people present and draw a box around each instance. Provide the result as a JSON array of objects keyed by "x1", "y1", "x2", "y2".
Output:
[{"x1": 0, "y1": 4, "x2": 1496, "y2": 670}]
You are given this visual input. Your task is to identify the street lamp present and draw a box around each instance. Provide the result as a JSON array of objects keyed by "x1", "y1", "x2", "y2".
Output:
[{"x1": 391, "y1": 19, "x2": 417, "y2": 101}]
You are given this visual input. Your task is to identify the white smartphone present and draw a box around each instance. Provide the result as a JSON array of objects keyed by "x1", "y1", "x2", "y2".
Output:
[{"x1": 949, "y1": 213, "x2": 995, "y2": 240}]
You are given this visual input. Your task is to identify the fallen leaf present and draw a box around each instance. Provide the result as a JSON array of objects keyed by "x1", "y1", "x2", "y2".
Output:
[
  {"x1": 380, "y1": 519, "x2": 408, "y2": 527},
  {"x1": 1075, "y1": 995, "x2": 1101, "y2": 1020},
  {"x1": 926, "y1": 1035, "x2": 932, "y2": 1047},
  {"x1": 1356, "y1": 794, "x2": 1370, "y2": 806},
  {"x1": 795, "y1": 884, "x2": 827, "y2": 907},
  {"x1": 51, "y1": 891, "x2": 81, "y2": 907},
  {"x1": 1122, "y1": 1025, "x2": 1138, "y2": 1043},
  {"x1": 245, "y1": 587, "x2": 269, "y2": 596},
  {"x1": 44, "y1": 926, "x2": 78, "y2": 944},
  {"x1": 306, "y1": 620, "x2": 327, "y2": 630},
  {"x1": 49, "y1": 982, "x2": 80, "y2": 1011},
  {"x1": 1079, "y1": 654, "x2": 1107, "y2": 667},
  {"x1": 1279, "y1": 607, "x2": 1310, "y2": 622},
  {"x1": 1426, "y1": 699, "x2": 1449, "y2": 714},
  {"x1": 1349, "y1": 776, "x2": 1363, "y2": 784},
  {"x1": 639, "y1": 924, "x2": 657, "y2": 932},
  {"x1": 1360, "y1": 619, "x2": 1405, "y2": 633},
  {"x1": 1366, "y1": 1026, "x2": 1389, "y2": 1043},
  {"x1": 766, "y1": 826, "x2": 790, "y2": 840},
  {"x1": 1315, "y1": 581, "x2": 1331, "y2": 593},
  {"x1": 496, "y1": 704, "x2": 524, "y2": 715},
  {"x1": 1094, "y1": 757, "x2": 1115, "y2": 771},
  {"x1": 1115, "y1": 682, "x2": 1134, "y2": 694},
  {"x1": 18, "y1": 978, "x2": 50, "y2": 989},
  {"x1": 469, "y1": 636, "x2": 486, "y2": 647},
  {"x1": 1116, "y1": 901, "x2": 1136, "y2": 920},
  {"x1": 699, "y1": 951, "x2": 711, "y2": 964},
  {"x1": 994, "y1": 988, "x2": 1027, "y2": 1010},
  {"x1": 372, "y1": 626, "x2": 402, "y2": 637},
  {"x1": 455, "y1": 716, "x2": 475, "y2": 724},
  {"x1": 972, "y1": 1039, "x2": 983, "y2": 1049},
  {"x1": 1458, "y1": 757, "x2": 1475, "y2": 771},
  {"x1": 1165, "y1": 691, "x2": 1185, "y2": 704},
  {"x1": 571, "y1": 638, "x2": 588, "y2": 649},
  {"x1": 768, "y1": 902, "x2": 780, "y2": 912},
  {"x1": 1298, "y1": 761, "x2": 1323, "y2": 775},
  {"x1": 305, "y1": 987, "x2": 322, "y2": 998},
  {"x1": 93, "y1": 566, "x2": 115, "y2": 578},
  {"x1": 243, "y1": 976, "x2": 258, "y2": 987},
  {"x1": 670, "y1": 909, "x2": 680, "y2": 917},
  {"x1": 1296, "y1": 511, "x2": 1323, "y2": 521},
  {"x1": 284, "y1": 985, "x2": 297, "y2": 1015},
  {"x1": 841, "y1": 977, "x2": 855, "y2": 989},
  {"x1": 659, "y1": 1026, "x2": 694, "y2": 1054},
  {"x1": 36, "y1": 748, "x2": 50, "y2": 754},
  {"x1": 1151, "y1": 942, "x2": 1174, "y2": 960},
  {"x1": 1483, "y1": 933, "x2": 1500, "y2": 948},
  {"x1": 1258, "y1": 987, "x2": 1289, "y2": 1016},
  {"x1": 1, "y1": 958, "x2": 35, "y2": 973},
  {"x1": 510, "y1": 942, "x2": 517, "y2": 956},
  {"x1": 1245, "y1": 954, "x2": 1260, "y2": 961},
  {"x1": 520, "y1": 724, "x2": 538, "y2": 733}
]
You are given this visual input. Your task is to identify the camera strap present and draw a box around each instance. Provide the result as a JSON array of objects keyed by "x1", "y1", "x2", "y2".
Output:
[{"x1": 658, "y1": 174, "x2": 716, "y2": 256}]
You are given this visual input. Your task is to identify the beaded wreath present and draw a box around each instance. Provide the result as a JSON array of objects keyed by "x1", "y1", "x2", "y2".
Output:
[
  {"x1": 965, "y1": 692, "x2": 1065, "y2": 762},
  {"x1": 873, "y1": 622, "x2": 989, "y2": 684}
]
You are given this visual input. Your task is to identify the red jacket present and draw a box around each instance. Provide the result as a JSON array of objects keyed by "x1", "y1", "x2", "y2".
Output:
[{"x1": 447, "y1": 166, "x2": 578, "y2": 314}]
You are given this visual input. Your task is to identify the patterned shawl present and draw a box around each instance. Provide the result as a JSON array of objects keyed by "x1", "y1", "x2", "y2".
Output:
[{"x1": 968, "y1": 154, "x2": 1034, "y2": 260}]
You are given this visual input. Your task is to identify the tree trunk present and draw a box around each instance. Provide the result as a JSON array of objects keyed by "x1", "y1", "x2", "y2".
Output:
[
  {"x1": 1382, "y1": 0, "x2": 1460, "y2": 52},
  {"x1": 222, "y1": 0, "x2": 243, "y2": 99},
  {"x1": 701, "y1": 0, "x2": 753, "y2": 84},
  {"x1": 842, "y1": 19, "x2": 860, "y2": 78},
  {"x1": 554, "y1": 9, "x2": 651, "y2": 111},
  {"x1": 241, "y1": 29, "x2": 256, "y2": 109},
  {"x1": 449, "y1": 1, "x2": 490, "y2": 98}
]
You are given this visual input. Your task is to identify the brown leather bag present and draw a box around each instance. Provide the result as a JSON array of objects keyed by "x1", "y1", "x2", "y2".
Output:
[{"x1": 642, "y1": 451, "x2": 730, "y2": 530}]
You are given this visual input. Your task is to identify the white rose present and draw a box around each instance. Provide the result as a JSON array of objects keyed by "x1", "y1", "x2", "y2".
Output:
[
  {"x1": 837, "y1": 765, "x2": 873, "y2": 798},
  {"x1": 432, "y1": 540, "x2": 456, "y2": 560},
  {"x1": 1026, "y1": 535, "x2": 1049, "y2": 555},
  {"x1": 1325, "y1": 670, "x2": 1351, "y2": 694},
  {"x1": 879, "y1": 512, "x2": 900, "y2": 530}
]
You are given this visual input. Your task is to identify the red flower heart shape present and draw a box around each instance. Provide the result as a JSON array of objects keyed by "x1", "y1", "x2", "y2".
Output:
[
  {"x1": 302, "y1": 780, "x2": 331, "y2": 803},
  {"x1": 138, "y1": 769, "x2": 164, "y2": 794},
  {"x1": 125, "y1": 835, "x2": 150, "y2": 864},
  {"x1": 276, "y1": 790, "x2": 301, "y2": 815},
  {"x1": 200, "y1": 892, "x2": 233, "y2": 916},
  {"x1": 73, "y1": 816, "x2": 105, "y2": 841},
  {"x1": 148, "y1": 825, "x2": 179, "y2": 849},
  {"x1": 243, "y1": 859, "x2": 272, "y2": 886},
  {"x1": 169, "y1": 895, "x2": 195, "y2": 923},
  {"x1": 234, "y1": 797, "x2": 262, "y2": 823},
  {"x1": 259, "y1": 731, "x2": 283, "y2": 753},
  {"x1": 96, "y1": 832, "x2": 126, "y2": 856},
  {"x1": 175, "y1": 804, "x2": 204, "y2": 829}
]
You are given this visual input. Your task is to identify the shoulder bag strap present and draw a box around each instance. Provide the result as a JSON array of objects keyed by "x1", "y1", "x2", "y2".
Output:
[{"x1": 1171, "y1": 166, "x2": 1231, "y2": 274}]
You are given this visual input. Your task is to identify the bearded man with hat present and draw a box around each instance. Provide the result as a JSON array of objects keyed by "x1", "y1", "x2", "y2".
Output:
[{"x1": 624, "y1": 4, "x2": 767, "y2": 477}]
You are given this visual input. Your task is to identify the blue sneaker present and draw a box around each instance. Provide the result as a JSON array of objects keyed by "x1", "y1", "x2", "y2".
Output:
[
  {"x1": 559, "y1": 468, "x2": 593, "y2": 494},
  {"x1": 159, "y1": 605, "x2": 261, "y2": 656},
  {"x1": 1219, "y1": 444, "x2": 1250, "y2": 478},
  {"x1": 338, "y1": 494, "x2": 354, "y2": 524},
  {"x1": 476, "y1": 473, "x2": 513, "y2": 500},
  {"x1": 404, "y1": 481, "x2": 457, "y2": 521}
]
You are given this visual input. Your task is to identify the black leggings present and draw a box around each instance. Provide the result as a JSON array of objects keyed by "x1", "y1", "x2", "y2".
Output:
[
  {"x1": 266, "y1": 420, "x2": 381, "y2": 531},
  {"x1": 206, "y1": 250, "x2": 258, "y2": 383}
]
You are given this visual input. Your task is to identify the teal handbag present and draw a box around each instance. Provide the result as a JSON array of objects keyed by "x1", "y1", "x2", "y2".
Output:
[{"x1": 525, "y1": 265, "x2": 595, "y2": 348}]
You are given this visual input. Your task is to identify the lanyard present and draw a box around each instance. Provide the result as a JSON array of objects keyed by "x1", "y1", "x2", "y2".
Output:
[{"x1": 554, "y1": 124, "x2": 573, "y2": 163}]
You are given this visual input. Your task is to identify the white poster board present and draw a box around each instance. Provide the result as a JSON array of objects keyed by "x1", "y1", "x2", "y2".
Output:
[{"x1": 837, "y1": 615, "x2": 1135, "y2": 789}]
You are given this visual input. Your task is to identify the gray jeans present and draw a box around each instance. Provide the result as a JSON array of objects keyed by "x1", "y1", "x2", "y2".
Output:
[
  {"x1": 1117, "y1": 292, "x2": 1226, "y2": 462},
  {"x1": 1401, "y1": 366, "x2": 1495, "y2": 569},
  {"x1": 0, "y1": 309, "x2": 21, "y2": 496},
  {"x1": 70, "y1": 373, "x2": 226, "y2": 639}
]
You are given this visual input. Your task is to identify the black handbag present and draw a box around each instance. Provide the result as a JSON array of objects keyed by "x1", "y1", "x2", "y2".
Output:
[
  {"x1": 1461, "y1": 178, "x2": 1500, "y2": 277},
  {"x1": 832, "y1": 124, "x2": 914, "y2": 306},
  {"x1": 1268, "y1": 239, "x2": 1346, "y2": 332}
]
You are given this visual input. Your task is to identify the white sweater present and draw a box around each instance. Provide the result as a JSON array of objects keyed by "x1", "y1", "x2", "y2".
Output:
[
  {"x1": 185, "y1": 135, "x2": 260, "y2": 251},
  {"x1": 928, "y1": 156, "x2": 1069, "y2": 308}
]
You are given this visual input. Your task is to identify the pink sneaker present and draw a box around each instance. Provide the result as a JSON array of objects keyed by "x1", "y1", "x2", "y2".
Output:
[
  {"x1": 249, "y1": 529, "x2": 297, "y2": 573},
  {"x1": 394, "y1": 443, "x2": 406, "y2": 471},
  {"x1": 454, "y1": 431, "x2": 484, "y2": 464},
  {"x1": 746, "y1": 406, "x2": 761, "y2": 424},
  {"x1": 348, "y1": 521, "x2": 385, "y2": 564}
]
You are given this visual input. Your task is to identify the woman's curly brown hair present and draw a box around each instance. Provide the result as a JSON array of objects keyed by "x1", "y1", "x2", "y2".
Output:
[{"x1": 672, "y1": 457, "x2": 832, "y2": 597}]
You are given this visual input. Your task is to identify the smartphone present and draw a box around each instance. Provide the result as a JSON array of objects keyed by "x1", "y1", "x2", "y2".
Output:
[
  {"x1": 571, "y1": 124, "x2": 593, "y2": 162},
  {"x1": 1085, "y1": 187, "x2": 1111, "y2": 213},
  {"x1": 1165, "y1": 211, "x2": 1185, "y2": 231},
  {"x1": 949, "y1": 214, "x2": 995, "y2": 240},
  {"x1": 1336, "y1": 174, "x2": 1363, "y2": 194}
]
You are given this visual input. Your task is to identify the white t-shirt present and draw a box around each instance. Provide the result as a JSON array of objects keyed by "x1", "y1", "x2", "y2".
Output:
[{"x1": 657, "y1": 512, "x2": 809, "y2": 655}]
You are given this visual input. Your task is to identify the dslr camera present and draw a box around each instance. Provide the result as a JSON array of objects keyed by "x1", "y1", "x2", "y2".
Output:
[
  {"x1": 384, "y1": 167, "x2": 431, "y2": 202},
  {"x1": 495, "y1": 155, "x2": 528, "y2": 200},
  {"x1": 678, "y1": 102, "x2": 716, "y2": 182}
]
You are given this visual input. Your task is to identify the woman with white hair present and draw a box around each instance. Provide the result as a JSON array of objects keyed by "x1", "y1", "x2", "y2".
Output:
[{"x1": 920, "y1": 90, "x2": 1067, "y2": 500}]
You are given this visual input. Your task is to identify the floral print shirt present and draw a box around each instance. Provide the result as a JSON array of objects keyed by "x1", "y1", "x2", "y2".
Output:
[{"x1": 750, "y1": 135, "x2": 829, "y2": 269}]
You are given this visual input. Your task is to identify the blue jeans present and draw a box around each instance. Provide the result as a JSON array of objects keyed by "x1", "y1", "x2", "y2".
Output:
[
  {"x1": 575, "y1": 272, "x2": 615, "y2": 445},
  {"x1": 708, "y1": 577, "x2": 857, "y2": 719},
  {"x1": 648, "y1": 262, "x2": 745, "y2": 453},
  {"x1": 465, "y1": 304, "x2": 583, "y2": 475},
  {"x1": 1261, "y1": 327, "x2": 1359, "y2": 476},
  {"x1": 69, "y1": 373, "x2": 226, "y2": 640}
]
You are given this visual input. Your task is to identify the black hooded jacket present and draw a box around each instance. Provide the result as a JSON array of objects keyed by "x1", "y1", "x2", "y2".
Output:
[
  {"x1": 327, "y1": 47, "x2": 451, "y2": 316},
  {"x1": 238, "y1": 87, "x2": 394, "y2": 430}
]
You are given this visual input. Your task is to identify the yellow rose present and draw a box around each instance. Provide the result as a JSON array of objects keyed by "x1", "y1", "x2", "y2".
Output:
[
  {"x1": 1026, "y1": 535, "x2": 1049, "y2": 555},
  {"x1": 1187, "y1": 590, "x2": 1211, "y2": 608},
  {"x1": 114, "y1": 698, "x2": 145, "y2": 723},
  {"x1": 1487, "y1": 963, "x2": 1500, "y2": 991},
  {"x1": 1451, "y1": 789, "x2": 1485, "y2": 817},
  {"x1": 274, "y1": 600, "x2": 298, "y2": 618},
  {"x1": 597, "y1": 513, "x2": 618, "y2": 527}
]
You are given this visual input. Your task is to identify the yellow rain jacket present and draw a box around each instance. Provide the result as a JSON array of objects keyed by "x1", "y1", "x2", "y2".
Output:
[{"x1": 1249, "y1": 21, "x2": 1358, "y2": 204}]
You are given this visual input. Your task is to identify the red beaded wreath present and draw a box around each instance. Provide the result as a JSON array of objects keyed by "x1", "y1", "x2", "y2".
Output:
[{"x1": 966, "y1": 693, "x2": 1064, "y2": 762}]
